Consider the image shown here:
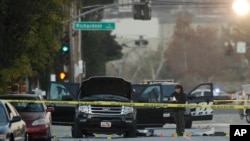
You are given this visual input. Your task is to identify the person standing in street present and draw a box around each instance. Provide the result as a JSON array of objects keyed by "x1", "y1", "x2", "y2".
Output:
[{"x1": 170, "y1": 84, "x2": 187, "y2": 136}]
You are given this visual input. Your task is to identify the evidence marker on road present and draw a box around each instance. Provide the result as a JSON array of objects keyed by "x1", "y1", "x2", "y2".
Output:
[{"x1": 230, "y1": 125, "x2": 250, "y2": 140}]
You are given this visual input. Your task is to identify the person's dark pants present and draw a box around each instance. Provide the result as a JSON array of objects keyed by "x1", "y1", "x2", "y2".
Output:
[{"x1": 173, "y1": 111, "x2": 185, "y2": 136}]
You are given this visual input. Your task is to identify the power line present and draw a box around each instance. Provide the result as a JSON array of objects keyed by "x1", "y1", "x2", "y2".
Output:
[
  {"x1": 150, "y1": 0, "x2": 233, "y2": 9},
  {"x1": 152, "y1": 1, "x2": 231, "y2": 5}
]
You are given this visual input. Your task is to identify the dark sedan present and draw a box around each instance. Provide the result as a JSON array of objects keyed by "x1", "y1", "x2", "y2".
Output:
[
  {"x1": 0, "y1": 100, "x2": 27, "y2": 141},
  {"x1": 0, "y1": 94, "x2": 54, "y2": 141}
]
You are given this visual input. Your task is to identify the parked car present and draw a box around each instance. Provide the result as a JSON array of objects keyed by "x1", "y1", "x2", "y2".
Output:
[
  {"x1": 232, "y1": 91, "x2": 242, "y2": 101},
  {"x1": 0, "y1": 94, "x2": 54, "y2": 141},
  {"x1": 191, "y1": 89, "x2": 232, "y2": 104},
  {"x1": 0, "y1": 100, "x2": 27, "y2": 141}
]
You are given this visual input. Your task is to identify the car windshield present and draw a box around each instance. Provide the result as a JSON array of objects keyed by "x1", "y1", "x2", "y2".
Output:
[
  {"x1": 81, "y1": 94, "x2": 130, "y2": 102},
  {"x1": 0, "y1": 105, "x2": 7, "y2": 123},
  {"x1": 11, "y1": 102, "x2": 44, "y2": 112},
  {"x1": 0, "y1": 97, "x2": 44, "y2": 112}
]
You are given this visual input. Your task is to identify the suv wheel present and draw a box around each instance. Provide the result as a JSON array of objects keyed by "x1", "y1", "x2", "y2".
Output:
[
  {"x1": 185, "y1": 114, "x2": 192, "y2": 129},
  {"x1": 72, "y1": 124, "x2": 83, "y2": 138},
  {"x1": 246, "y1": 110, "x2": 250, "y2": 123},
  {"x1": 124, "y1": 122, "x2": 137, "y2": 138}
]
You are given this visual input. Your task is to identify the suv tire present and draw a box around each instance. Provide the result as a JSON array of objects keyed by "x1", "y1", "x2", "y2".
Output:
[
  {"x1": 72, "y1": 124, "x2": 83, "y2": 138},
  {"x1": 124, "y1": 122, "x2": 137, "y2": 138},
  {"x1": 83, "y1": 130, "x2": 94, "y2": 137},
  {"x1": 185, "y1": 114, "x2": 192, "y2": 129}
]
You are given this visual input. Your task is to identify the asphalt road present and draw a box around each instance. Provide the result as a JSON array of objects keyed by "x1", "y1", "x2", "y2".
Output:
[
  {"x1": 50, "y1": 109, "x2": 249, "y2": 141},
  {"x1": 51, "y1": 124, "x2": 231, "y2": 141}
]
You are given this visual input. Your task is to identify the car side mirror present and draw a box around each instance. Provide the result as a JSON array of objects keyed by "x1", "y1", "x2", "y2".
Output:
[
  {"x1": 46, "y1": 107, "x2": 55, "y2": 113},
  {"x1": 11, "y1": 116, "x2": 22, "y2": 122}
]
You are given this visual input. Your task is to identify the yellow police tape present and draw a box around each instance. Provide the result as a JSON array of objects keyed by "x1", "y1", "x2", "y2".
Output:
[{"x1": 2, "y1": 99, "x2": 250, "y2": 109}]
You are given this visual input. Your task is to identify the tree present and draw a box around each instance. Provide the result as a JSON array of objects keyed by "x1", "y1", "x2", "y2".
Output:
[
  {"x1": 165, "y1": 11, "x2": 242, "y2": 89},
  {"x1": 81, "y1": 0, "x2": 123, "y2": 78},
  {"x1": 131, "y1": 47, "x2": 169, "y2": 82},
  {"x1": 82, "y1": 32, "x2": 122, "y2": 77},
  {"x1": 105, "y1": 45, "x2": 172, "y2": 83},
  {"x1": 222, "y1": 15, "x2": 250, "y2": 82},
  {"x1": 0, "y1": 0, "x2": 70, "y2": 93}
]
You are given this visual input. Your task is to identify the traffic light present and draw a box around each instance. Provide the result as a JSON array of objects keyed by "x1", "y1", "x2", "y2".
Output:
[
  {"x1": 59, "y1": 71, "x2": 67, "y2": 80},
  {"x1": 135, "y1": 39, "x2": 148, "y2": 46},
  {"x1": 135, "y1": 36, "x2": 148, "y2": 46},
  {"x1": 133, "y1": 0, "x2": 151, "y2": 20},
  {"x1": 61, "y1": 32, "x2": 70, "y2": 65},
  {"x1": 61, "y1": 44, "x2": 69, "y2": 53}
]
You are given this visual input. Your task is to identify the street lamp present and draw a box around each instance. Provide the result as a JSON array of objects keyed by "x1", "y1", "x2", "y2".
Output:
[{"x1": 232, "y1": 0, "x2": 250, "y2": 16}]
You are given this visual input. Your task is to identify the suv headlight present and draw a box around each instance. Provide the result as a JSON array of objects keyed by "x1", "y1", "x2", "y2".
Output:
[
  {"x1": 32, "y1": 118, "x2": 48, "y2": 126},
  {"x1": 122, "y1": 106, "x2": 134, "y2": 114},
  {"x1": 78, "y1": 105, "x2": 90, "y2": 113}
]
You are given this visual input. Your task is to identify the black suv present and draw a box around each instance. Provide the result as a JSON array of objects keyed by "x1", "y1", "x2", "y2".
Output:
[
  {"x1": 132, "y1": 80, "x2": 214, "y2": 129},
  {"x1": 46, "y1": 79, "x2": 213, "y2": 133},
  {"x1": 72, "y1": 77, "x2": 137, "y2": 138}
]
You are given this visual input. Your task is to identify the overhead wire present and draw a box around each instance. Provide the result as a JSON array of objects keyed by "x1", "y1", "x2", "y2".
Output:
[
  {"x1": 151, "y1": 0, "x2": 232, "y2": 5},
  {"x1": 150, "y1": 0, "x2": 232, "y2": 9}
]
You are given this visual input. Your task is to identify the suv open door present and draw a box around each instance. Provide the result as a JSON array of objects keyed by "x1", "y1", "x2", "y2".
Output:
[
  {"x1": 132, "y1": 84, "x2": 164, "y2": 129},
  {"x1": 47, "y1": 81, "x2": 80, "y2": 125},
  {"x1": 187, "y1": 83, "x2": 214, "y2": 121},
  {"x1": 132, "y1": 82, "x2": 214, "y2": 129}
]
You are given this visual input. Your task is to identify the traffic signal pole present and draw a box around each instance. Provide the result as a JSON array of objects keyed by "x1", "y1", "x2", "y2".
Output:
[
  {"x1": 69, "y1": 3, "x2": 74, "y2": 82},
  {"x1": 68, "y1": 2, "x2": 145, "y2": 22},
  {"x1": 67, "y1": 1, "x2": 147, "y2": 83}
]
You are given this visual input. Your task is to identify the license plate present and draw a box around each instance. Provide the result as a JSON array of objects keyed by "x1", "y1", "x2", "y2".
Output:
[
  {"x1": 163, "y1": 113, "x2": 170, "y2": 117},
  {"x1": 100, "y1": 122, "x2": 111, "y2": 128}
]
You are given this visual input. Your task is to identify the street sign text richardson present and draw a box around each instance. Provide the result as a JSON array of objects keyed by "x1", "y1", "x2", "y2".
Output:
[{"x1": 73, "y1": 22, "x2": 115, "y2": 30}]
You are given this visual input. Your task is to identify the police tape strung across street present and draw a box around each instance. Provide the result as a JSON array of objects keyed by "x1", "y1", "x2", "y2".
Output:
[{"x1": 3, "y1": 99, "x2": 250, "y2": 109}]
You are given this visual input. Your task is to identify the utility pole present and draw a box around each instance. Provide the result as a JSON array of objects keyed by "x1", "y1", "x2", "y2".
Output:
[
  {"x1": 78, "y1": 9, "x2": 83, "y2": 82},
  {"x1": 69, "y1": 3, "x2": 75, "y2": 82}
]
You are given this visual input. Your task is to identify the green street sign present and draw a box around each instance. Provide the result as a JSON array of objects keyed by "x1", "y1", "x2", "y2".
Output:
[{"x1": 73, "y1": 22, "x2": 115, "y2": 30}]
